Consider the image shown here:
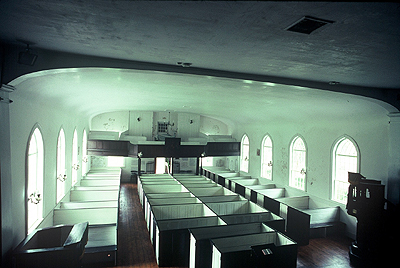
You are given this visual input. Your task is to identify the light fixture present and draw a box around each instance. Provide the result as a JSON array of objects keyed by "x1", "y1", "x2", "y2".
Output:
[
  {"x1": 0, "y1": 97, "x2": 13, "y2": 104},
  {"x1": 18, "y1": 43, "x2": 38, "y2": 66},
  {"x1": 177, "y1": 62, "x2": 192, "y2": 67}
]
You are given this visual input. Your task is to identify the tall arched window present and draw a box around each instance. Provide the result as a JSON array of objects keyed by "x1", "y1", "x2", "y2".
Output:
[
  {"x1": 240, "y1": 134, "x2": 249, "y2": 173},
  {"x1": 289, "y1": 135, "x2": 307, "y2": 191},
  {"x1": 82, "y1": 129, "x2": 88, "y2": 177},
  {"x1": 71, "y1": 129, "x2": 78, "y2": 186},
  {"x1": 332, "y1": 137, "x2": 359, "y2": 203},
  {"x1": 261, "y1": 135, "x2": 273, "y2": 180},
  {"x1": 27, "y1": 126, "x2": 44, "y2": 234},
  {"x1": 56, "y1": 128, "x2": 66, "y2": 203}
]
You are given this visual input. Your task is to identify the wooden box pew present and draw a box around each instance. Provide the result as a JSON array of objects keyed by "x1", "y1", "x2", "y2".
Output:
[
  {"x1": 80, "y1": 170, "x2": 121, "y2": 187},
  {"x1": 149, "y1": 203, "x2": 218, "y2": 247},
  {"x1": 227, "y1": 178, "x2": 267, "y2": 199},
  {"x1": 53, "y1": 207, "x2": 118, "y2": 226},
  {"x1": 137, "y1": 175, "x2": 177, "y2": 204},
  {"x1": 12, "y1": 222, "x2": 89, "y2": 268},
  {"x1": 204, "y1": 200, "x2": 285, "y2": 231},
  {"x1": 188, "y1": 223, "x2": 275, "y2": 268},
  {"x1": 53, "y1": 207, "x2": 118, "y2": 264},
  {"x1": 198, "y1": 194, "x2": 246, "y2": 203},
  {"x1": 143, "y1": 192, "x2": 195, "y2": 226},
  {"x1": 181, "y1": 182, "x2": 220, "y2": 190},
  {"x1": 174, "y1": 174, "x2": 210, "y2": 181},
  {"x1": 258, "y1": 190, "x2": 312, "y2": 245},
  {"x1": 85, "y1": 169, "x2": 121, "y2": 179},
  {"x1": 202, "y1": 166, "x2": 240, "y2": 185},
  {"x1": 246, "y1": 184, "x2": 277, "y2": 205},
  {"x1": 214, "y1": 172, "x2": 247, "y2": 187},
  {"x1": 201, "y1": 167, "x2": 232, "y2": 179},
  {"x1": 138, "y1": 180, "x2": 181, "y2": 206},
  {"x1": 256, "y1": 187, "x2": 286, "y2": 202},
  {"x1": 140, "y1": 184, "x2": 189, "y2": 208},
  {"x1": 220, "y1": 211, "x2": 284, "y2": 232},
  {"x1": 59, "y1": 200, "x2": 118, "y2": 209},
  {"x1": 219, "y1": 176, "x2": 251, "y2": 192},
  {"x1": 69, "y1": 189, "x2": 119, "y2": 202},
  {"x1": 204, "y1": 200, "x2": 265, "y2": 216},
  {"x1": 154, "y1": 216, "x2": 227, "y2": 267},
  {"x1": 210, "y1": 231, "x2": 297, "y2": 268},
  {"x1": 277, "y1": 196, "x2": 342, "y2": 238},
  {"x1": 175, "y1": 175, "x2": 216, "y2": 183},
  {"x1": 145, "y1": 197, "x2": 202, "y2": 231},
  {"x1": 82, "y1": 224, "x2": 118, "y2": 265},
  {"x1": 188, "y1": 186, "x2": 236, "y2": 197},
  {"x1": 80, "y1": 177, "x2": 120, "y2": 187},
  {"x1": 139, "y1": 174, "x2": 174, "y2": 179},
  {"x1": 73, "y1": 185, "x2": 120, "y2": 191}
]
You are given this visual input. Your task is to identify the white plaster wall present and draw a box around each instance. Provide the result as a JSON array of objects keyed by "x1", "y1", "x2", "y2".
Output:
[
  {"x1": 200, "y1": 116, "x2": 230, "y2": 136},
  {"x1": 91, "y1": 111, "x2": 232, "y2": 142},
  {"x1": 233, "y1": 105, "x2": 390, "y2": 238},
  {"x1": 8, "y1": 91, "x2": 90, "y2": 250},
  {"x1": 91, "y1": 110, "x2": 129, "y2": 134},
  {"x1": 129, "y1": 111, "x2": 153, "y2": 139},
  {"x1": 234, "y1": 112, "x2": 389, "y2": 201}
]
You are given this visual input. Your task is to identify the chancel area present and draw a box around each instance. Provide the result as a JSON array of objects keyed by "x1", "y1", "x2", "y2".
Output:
[{"x1": 1, "y1": 1, "x2": 400, "y2": 268}]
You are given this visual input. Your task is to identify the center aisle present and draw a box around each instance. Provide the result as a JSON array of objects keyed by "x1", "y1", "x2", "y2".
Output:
[{"x1": 117, "y1": 182, "x2": 184, "y2": 268}]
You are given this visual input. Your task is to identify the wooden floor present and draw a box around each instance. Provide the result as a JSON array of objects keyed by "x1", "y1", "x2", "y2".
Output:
[{"x1": 98, "y1": 182, "x2": 355, "y2": 268}]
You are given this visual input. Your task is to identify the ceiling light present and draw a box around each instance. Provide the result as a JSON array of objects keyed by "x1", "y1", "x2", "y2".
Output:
[{"x1": 286, "y1": 16, "x2": 334, "y2": 34}]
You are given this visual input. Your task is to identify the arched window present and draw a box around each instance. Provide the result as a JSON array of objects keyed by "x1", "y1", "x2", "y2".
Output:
[
  {"x1": 332, "y1": 137, "x2": 359, "y2": 203},
  {"x1": 240, "y1": 134, "x2": 249, "y2": 173},
  {"x1": 71, "y1": 129, "x2": 78, "y2": 186},
  {"x1": 82, "y1": 129, "x2": 88, "y2": 177},
  {"x1": 56, "y1": 128, "x2": 66, "y2": 203},
  {"x1": 289, "y1": 136, "x2": 307, "y2": 191},
  {"x1": 261, "y1": 135, "x2": 273, "y2": 180},
  {"x1": 26, "y1": 126, "x2": 44, "y2": 234}
]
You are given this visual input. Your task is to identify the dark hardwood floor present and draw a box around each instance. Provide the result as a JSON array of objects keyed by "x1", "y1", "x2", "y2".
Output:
[{"x1": 104, "y1": 183, "x2": 356, "y2": 268}]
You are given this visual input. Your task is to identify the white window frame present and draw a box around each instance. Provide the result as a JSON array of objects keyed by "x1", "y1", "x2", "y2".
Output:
[
  {"x1": 289, "y1": 135, "x2": 307, "y2": 191},
  {"x1": 240, "y1": 134, "x2": 249, "y2": 173},
  {"x1": 332, "y1": 136, "x2": 359, "y2": 204},
  {"x1": 81, "y1": 129, "x2": 88, "y2": 177},
  {"x1": 71, "y1": 129, "x2": 78, "y2": 186},
  {"x1": 261, "y1": 135, "x2": 273, "y2": 180},
  {"x1": 56, "y1": 128, "x2": 66, "y2": 203},
  {"x1": 26, "y1": 126, "x2": 44, "y2": 234}
]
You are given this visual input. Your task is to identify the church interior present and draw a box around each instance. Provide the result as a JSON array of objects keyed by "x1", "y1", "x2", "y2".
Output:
[{"x1": 1, "y1": 1, "x2": 399, "y2": 267}]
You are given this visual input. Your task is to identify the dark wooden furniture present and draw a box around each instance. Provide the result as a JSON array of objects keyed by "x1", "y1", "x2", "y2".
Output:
[{"x1": 13, "y1": 222, "x2": 89, "y2": 268}]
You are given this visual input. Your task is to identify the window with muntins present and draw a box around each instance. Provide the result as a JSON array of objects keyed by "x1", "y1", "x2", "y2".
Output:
[
  {"x1": 27, "y1": 127, "x2": 44, "y2": 234},
  {"x1": 56, "y1": 128, "x2": 66, "y2": 203},
  {"x1": 261, "y1": 135, "x2": 273, "y2": 180},
  {"x1": 240, "y1": 134, "x2": 249, "y2": 173},
  {"x1": 289, "y1": 136, "x2": 307, "y2": 190},
  {"x1": 332, "y1": 137, "x2": 359, "y2": 203}
]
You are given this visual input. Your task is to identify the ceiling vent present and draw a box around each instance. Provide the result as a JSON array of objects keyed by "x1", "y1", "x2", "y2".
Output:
[{"x1": 286, "y1": 16, "x2": 334, "y2": 34}]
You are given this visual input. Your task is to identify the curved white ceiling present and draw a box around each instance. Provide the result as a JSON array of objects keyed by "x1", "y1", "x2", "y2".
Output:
[
  {"x1": 1, "y1": 1, "x2": 399, "y2": 89},
  {"x1": 10, "y1": 68, "x2": 393, "y2": 126}
]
